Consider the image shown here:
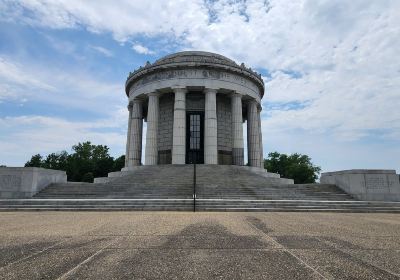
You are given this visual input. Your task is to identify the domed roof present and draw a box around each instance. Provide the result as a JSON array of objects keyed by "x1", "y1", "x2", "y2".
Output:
[{"x1": 154, "y1": 51, "x2": 237, "y2": 66}]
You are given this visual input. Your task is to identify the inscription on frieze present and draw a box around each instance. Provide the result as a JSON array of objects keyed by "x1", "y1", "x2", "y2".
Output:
[
  {"x1": 132, "y1": 69, "x2": 259, "y2": 92},
  {"x1": 0, "y1": 175, "x2": 21, "y2": 188},
  {"x1": 365, "y1": 176, "x2": 388, "y2": 190}
]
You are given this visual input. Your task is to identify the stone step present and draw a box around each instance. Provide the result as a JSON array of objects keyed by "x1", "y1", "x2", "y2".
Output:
[
  {"x1": 1, "y1": 199, "x2": 400, "y2": 212},
  {"x1": 27, "y1": 164, "x2": 375, "y2": 212},
  {"x1": 196, "y1": 208, "x2": 400, "y2": 213}
]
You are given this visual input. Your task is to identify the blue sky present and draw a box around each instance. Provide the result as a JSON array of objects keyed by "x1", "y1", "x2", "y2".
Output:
[{"x1": 0, "y1": 0, "x2": 399, "y2": 173}]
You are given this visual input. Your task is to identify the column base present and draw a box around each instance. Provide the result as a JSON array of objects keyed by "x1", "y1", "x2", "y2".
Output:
[{"x1": 232, "y1": 148, "x2": 244, "y2": 166}]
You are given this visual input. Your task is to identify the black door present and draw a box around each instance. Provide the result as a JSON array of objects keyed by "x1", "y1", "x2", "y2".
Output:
[{"x1": 186, "y1": 112, "x2": 204, "y2": 164}]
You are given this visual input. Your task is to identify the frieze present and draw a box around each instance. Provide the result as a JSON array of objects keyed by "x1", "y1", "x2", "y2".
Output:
[{"x1": 130, "y1": 68, "x2": 259, "y2": 93}]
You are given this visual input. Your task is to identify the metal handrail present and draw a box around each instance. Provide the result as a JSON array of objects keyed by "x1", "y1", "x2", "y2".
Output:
[{"x1": 193, "y1": 153, "x2": 196, "y2": 212}]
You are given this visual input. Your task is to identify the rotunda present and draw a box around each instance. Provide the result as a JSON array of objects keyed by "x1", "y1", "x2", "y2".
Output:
[{"x1": 124, "y1": 51, "x2": 264, "y2": 167}]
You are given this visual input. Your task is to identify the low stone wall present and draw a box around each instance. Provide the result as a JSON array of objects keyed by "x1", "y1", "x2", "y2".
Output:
[
  {"x1": 0, "y1": 167, "x2": 67, "y2": 198},
  {"x1": 320, "y1": 169, "x2": 400, "y2": 201}
]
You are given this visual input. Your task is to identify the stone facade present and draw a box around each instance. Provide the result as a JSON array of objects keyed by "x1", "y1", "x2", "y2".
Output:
[{"x1": 124, "y1": 51, "x2": 264, "y2": 168}]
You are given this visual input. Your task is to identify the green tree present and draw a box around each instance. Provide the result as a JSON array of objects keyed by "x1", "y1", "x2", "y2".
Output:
[
  {"x1": 264, "y1": 152, "x2": 321, "y2": 184},
  {"x1": 67, "y1": 141, "x2": 115, "y2": 181},
  {"x1": 25, "y1": 154, "x2": 43, "y2": 167},
  {"x1": 42, "y1": 151, "x2": 69, "y2": 170},
  {"x1": 82, "y1": 172, "x2": 94, "y2": 183},
  {"x1": 112, "y1": 155, "x2": 125, "y2": 172},
  {"x1": 24, "y1": 141, "x2": 125, "y2": 182}
]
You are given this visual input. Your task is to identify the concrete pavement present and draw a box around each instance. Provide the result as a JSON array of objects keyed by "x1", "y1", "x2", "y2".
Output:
[{"x1": 0, "y1": 212, "x2": 399, "y2": 279}]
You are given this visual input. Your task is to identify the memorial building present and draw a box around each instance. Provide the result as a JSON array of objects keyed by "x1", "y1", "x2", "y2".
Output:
[
  {"x1": 124, "y1": 51, "x2": 264, "y2": 167},
  {"x1": 1, "y1": 51, "x2": 399, "y2": 210}
]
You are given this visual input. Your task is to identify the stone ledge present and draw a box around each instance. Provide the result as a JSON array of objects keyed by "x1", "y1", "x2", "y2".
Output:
[
  {"x1": 322, "y1": 169, "x2": 396, "y2": 175},
  {"x1": 0, "y1": 167, "x2": 67, "y2": 198},
  {"x1": 320, "y1": 169, "x2": 400, "y2": 202}
]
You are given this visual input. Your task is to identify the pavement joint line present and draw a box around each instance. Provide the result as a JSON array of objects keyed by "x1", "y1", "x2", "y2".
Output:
[
  {"x1": 99, "y1": 248, "x2": 314, "y2": 251},
  {"x1": 313, "y1": 236, "x2": 400, "y2": 278},
  {"x1": 56, "y1": 237, "x2": 120, "y2": 280},
  {"x1": 245, "y1": 219, "x2": 329, "y2": 280},
  {"x1": 0, "y1": 236, "x2": 74, "y2": 271},
  {"x1": 87, "y1": 247, "x2": 400, "y2": 251}
]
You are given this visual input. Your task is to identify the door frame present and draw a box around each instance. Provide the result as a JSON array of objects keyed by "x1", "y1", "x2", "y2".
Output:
[{"x1": 186, "y1": 111, "x2": 204, "y2": 164}]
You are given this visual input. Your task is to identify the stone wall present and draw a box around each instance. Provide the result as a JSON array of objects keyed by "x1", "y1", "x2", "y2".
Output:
[
  {"x1": 158, "y1": 93, "x2": 174, "y2": 164},
  {"x1": 186, "y1": 92, "x2": 205, "y2": 111},
  {"x1": 320, "y1": 169, "x2": 400, "y2": 201},
  {"x1": 217, "y1": 94, "x2": 232, "y2": 164},
  {"x1": 0, "y1": 167, "x2": 67, "y2": 198}
]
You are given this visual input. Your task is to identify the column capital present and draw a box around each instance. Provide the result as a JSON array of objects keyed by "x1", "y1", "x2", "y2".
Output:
[
  {"x1": 247, "y1": 98, "x2": 258, "y2": 107},
  {"x1": 204, "y1": 88, "x2": 218, "y2": 94},
  {"x1": 230, "y1": 91, "x2": 243, "y2": 98},
  {"x1": 171, "y1": 87, "x2": 188, "y2": 94},
  {"x1": 132, "y1": 98, "x2": 144, "y2": 104},
  {"x1": 147, "y1": 92, "x2": 159, "y2": 97}
]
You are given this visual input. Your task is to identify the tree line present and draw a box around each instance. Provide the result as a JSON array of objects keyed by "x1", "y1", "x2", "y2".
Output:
[
  {"x1": 24, "y1": 141, "x2": 321, "y2": 184},
  {"x1": 24, "y1": 141, "x2": 125, "y2": 182},
  {"x1": 264, "y1": 151, "x2": 321, "y2": 184}
]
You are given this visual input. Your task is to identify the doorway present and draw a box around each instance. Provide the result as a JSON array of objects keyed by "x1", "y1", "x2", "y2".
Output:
[{"x1": 186, "y1": 112, "x2": 204, "y2": 164}]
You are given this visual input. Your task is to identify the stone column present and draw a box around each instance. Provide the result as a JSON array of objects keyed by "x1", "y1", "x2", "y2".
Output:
[
  {"x1": 258, "y1": 107, "x2": 264, "y2": 168},
  {"x1": 247, "y1": 100, "x2": 261, "y2": 167},
  {"x1": 124, "y1": 103, "x2": 133, "y2": 167},
  {"x1": 128, "y1": 99, "x2": 143, "y2": 167},
  {"x1": 204, "y1": 88, "x2": 218, "y2": 164},
  {"x1": 145, "y1": 93, "x2": 159, "y2": 165},
  {"x1": 172, "y1": 87, "x2": 187, "y2": 164},
  {"x1": 231, "y1": 92, "x2": 244, "y2": 165}
]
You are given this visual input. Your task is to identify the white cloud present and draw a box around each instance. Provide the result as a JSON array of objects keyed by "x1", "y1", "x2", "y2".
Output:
[
  {"x1": 1, "y1": 0, "x2": 208, "y2": 42},
  {"x1": 89, "y1": 45, "x2": 113, "y2": 57},
  {"x1": 0, "y1": 114, "x2": 127, "y2": 166},
  {"x1": 0, "y1": 55, "x2": 124, "y2": 113},
  {"x1": 0, "y1": 57, "x2": 55, "y2": 91},
  {"x1": 0, "y1": 56, "x2": 129, "y2": 166},
  {"x1": 132, "y1": 44, "x2": 154, "y2": 55}
]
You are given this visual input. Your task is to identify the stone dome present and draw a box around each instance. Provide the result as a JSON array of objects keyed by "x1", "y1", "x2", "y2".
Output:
[{"x1": 154, "y1": 51, "x2": 237, "y2": 66}]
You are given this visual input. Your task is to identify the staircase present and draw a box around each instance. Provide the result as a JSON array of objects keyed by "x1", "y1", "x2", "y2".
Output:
[{"x1": 0, "y1": 165, "x2": 400, "y2": 212}]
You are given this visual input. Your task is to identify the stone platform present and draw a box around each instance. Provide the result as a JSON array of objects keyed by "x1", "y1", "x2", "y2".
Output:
[
  {"x1": 1, "y1": 212, "x2": 399, "y2": 279},
  {"x1": 1, "y1": 165, "x2": 400, "y2": 212}
]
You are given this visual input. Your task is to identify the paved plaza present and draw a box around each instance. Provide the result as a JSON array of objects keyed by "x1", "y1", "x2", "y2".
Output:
[{"x1": 0, "y1": 212, "x2": 399, "y2": 279}]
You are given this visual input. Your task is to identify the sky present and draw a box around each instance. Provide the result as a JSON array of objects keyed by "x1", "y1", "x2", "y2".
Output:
[{"x1": 0, "y1": 0, "x2": 399, "y2": 173}]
